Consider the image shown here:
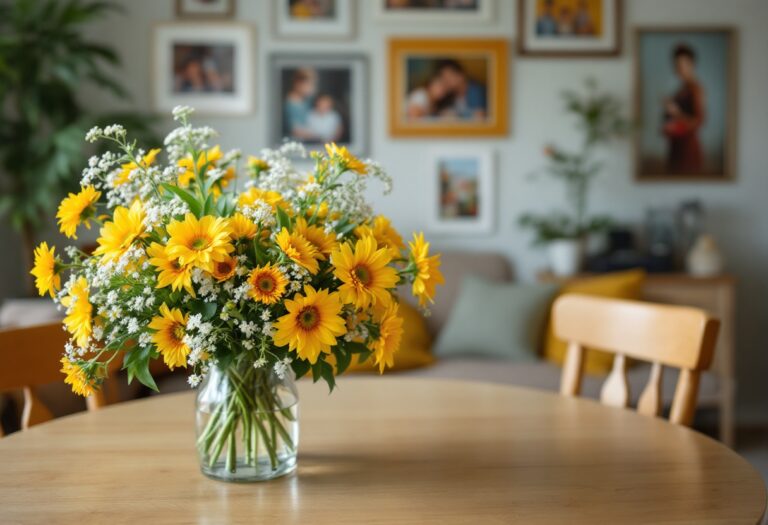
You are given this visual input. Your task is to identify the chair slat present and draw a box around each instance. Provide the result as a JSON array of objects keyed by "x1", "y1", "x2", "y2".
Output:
[
  {"x1": 669, "y1": 369, "x2": 701, "y2": 426},
  {"x1": 637, "y1": 362, "x2": 664, "y2": 418},
  {"x1": 560, "y1": 342, "x2": 584, "y2": 397},
  {"x1": 21, "y1": 387, "x2": 54, "y2": 429},
  {"x1": 600, "y1": 354, "x2": 629, "y2": 408}
]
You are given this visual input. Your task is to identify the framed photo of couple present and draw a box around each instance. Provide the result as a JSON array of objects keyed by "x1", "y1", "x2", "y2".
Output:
[{"x1": 388, "y1": 38, "x2": 509, "y2": 137}]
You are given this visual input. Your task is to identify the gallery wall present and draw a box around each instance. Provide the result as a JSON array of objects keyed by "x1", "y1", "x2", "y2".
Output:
[{"x1": 1, "y1": 0, "x2": 767, "y2": 421}]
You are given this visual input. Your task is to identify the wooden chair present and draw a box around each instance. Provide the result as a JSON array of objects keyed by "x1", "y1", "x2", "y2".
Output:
[
  {"x1": 553, "y1": 294, "x2": 720, "y2": 426},
  {"x1": 0, "y1": 322, "x2": 110, "y2": 436}
]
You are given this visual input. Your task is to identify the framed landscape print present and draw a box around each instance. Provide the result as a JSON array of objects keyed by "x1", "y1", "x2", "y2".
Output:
[
  {"x1": 518, "y1": 0, "x2": 622, "y2": 57},
  {"x1": 153, "y1": 23, "x2": 253, "y2": 115},
  {"x1": 388, "y1": 39, "x2": 509, "y2": 137},
  {"x1": 634, "y1": 27, "x2": 737, "y2": 182},
  {"x1": 175, "y1": 0, "x2": 235, "y2": 18},
  {"x1": 375, "y1": 0, "x2": 492, "y2": 22},
  {"x1": 274, "y1": 0, "x2": 355, "y2": 39},
  {"x1": 427, "y1": 149, "x2": 494, "y2": 234},
  {"x1": 270, "y1": 54, "x2": 368, "y2": 154}
]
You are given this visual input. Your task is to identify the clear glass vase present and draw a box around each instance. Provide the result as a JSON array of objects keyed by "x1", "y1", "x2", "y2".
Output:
[{"x1": 195, "y1": 360, "x2": 299, "y2": 482}]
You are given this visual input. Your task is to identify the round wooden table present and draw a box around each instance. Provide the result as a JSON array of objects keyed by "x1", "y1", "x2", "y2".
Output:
[{"x1": 0, "y1": 378, "x2": 764, "y2": 524}]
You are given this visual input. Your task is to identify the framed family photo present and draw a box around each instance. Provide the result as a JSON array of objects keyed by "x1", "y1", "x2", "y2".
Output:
[
  {"x1": 518, "y1": 0, "x2": 622, "y2": 57},
  {"x1": 634, "y1": 27, "x2": 737, "y2": 182},
  {"x1": 427, "y1": 149, "x2": 495, "y2": 234},
  {"x1": 375, "y1": 0, "x2": 492, "y2": 22},
  {"x1": 152, "y1": 23, "x2": 253, "y2": 115},
  {"x1": 175, "y1": 0, "x2": 235, "y2": 18},
  {"x1": 270, "y1": 54, "x2": 368, "y2": 154},
  {"x1": 388, "y1": 38, "x2": 509, "y2": 137},
  {"x1": 273, "y1": 0, "x2": 355, "y2": 39}
]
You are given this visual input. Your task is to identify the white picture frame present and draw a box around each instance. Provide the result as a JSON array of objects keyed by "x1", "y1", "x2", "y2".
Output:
[
  {"x1": 274, "y1": 0, "x2": 355, "y2": 39},
  {"x1": 427, "y1": 149, "x2": 495, "y2": 234},
  {"x1": 175, "y1": 0, "x2": 235, "y2": 19},
  {"x1": 152, "y1": 23, "x2": 254, "y2": 115},
  {"x1": 374, "y1": 0, "x2": 493, "y2": 23}
]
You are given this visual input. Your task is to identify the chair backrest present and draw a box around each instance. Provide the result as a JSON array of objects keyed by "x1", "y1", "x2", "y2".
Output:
[
  {"x1": 0, "y1": 322, "x2": 109, "y2": 436},
  {"x1": 553, "y1": 294, "x2": 720, "y2": 426}
]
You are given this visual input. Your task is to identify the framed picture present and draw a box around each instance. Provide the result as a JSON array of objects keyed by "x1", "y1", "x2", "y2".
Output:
[
  {"x1": 634, "y1": 27, "x2": 737, "y2": 182},
  {"x1": 270, "y1": 54, "x2": 368, "y2": 154},
  {"x1": 518, "y1": 0, "x2": 622, "y2": 57},
  {"x1": 427, "y1": 149, "x2": 495, "y2": 234},
  {"x1": 153, "y1": 23, "x2": 253, "y2": 115},
  {"x1": 175, "y1": 0, "x2": 235, "y2": 18},
  {"x1": 273, "y1": 0, "x2": 355, "y2": 39},
  {"x1": 375, "y1": 0, "x2": 492, "y2": 22},
  {"x1": 388, "y1": 39, "x2": 509, "y2": 137}
]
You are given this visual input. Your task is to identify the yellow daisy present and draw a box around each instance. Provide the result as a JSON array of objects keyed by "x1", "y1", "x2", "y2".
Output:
[
  {"x1": 276, "y1": 228, "x2": 320, "y2": 274},
  {"x1": 93, "y1": 200, "x2": 147, "y2": 263},
  {"x1": 56, "y1": 185, "x2": 101, "y2": 239},
  {"x1": 114, "y1": 148, "x2": 161, "y2": 186},
  {"x1": 148, "y1": 303, "x2": 190, "y2": 370},
  {"x1": 331, "y1": 235, "x2": 398, "y2": 309},
  {"x1": 60, "y1": 357, "x2": 96, "y2": 397},
  {"x1": 165, "y1": 214, "x2": 234, "y2": 273},
  {"x1": 409, "y1": 232, "x2": 445, "y2": 307},
  {"x1": 248, "y1": 156, "x2": 270, "y2": 174},
  {"x1": 294, "y1": 217, "x2": 337, "y2": 259},
  {"x1": 273, "y1": 285, "x2": 347, "y2": 364},
  {"x1": 355, "y1": 215, "x2": 405, "y2": 259},
  {"x1": 237, "y1": 187, "x2": 288, "y2": 211},
  {"x1": 61, "y1": 277, "x2": 93, "y2": 348},
  {"x1": 325, "y1": 142, "x2": 367, "y2": 174},
  {"x1": 306, "y1": 201, "x2": 330, "y2": 220},
  {"x1": 30, "y1": 242, "x2": 61, "y2": 298},
  {"x1": 229, "y1": 213, "x2": 258, "y2": 241},
  {"x1": 147, "y1": 242, "x2": 195, "y2": 296},
  {"x1": 247, "y1": 263, "x2": 288, "y2": 304},
  {"x1": 369, "y1": 303, "x2": 404, "y2": 374},
  {"x1": 211, "y1": 255, "x2": 237, "y2": 282},
  {"x1": 178, "y1": 145, "x2": 223, "y2": 187}
]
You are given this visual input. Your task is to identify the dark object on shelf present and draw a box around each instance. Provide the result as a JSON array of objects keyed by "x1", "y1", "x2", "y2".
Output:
[{"x1": 585, "y1": 227, "x2": 676, "y2": 273}]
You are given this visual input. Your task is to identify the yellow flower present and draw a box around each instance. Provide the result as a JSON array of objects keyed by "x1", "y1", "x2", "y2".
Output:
[
  {"x1": 325, "y1": 143, "x2": 366, "y2": 174},
  {"x1": 276, "y1": 228, "x2": 320, "y2": 274},
  {"x1": 369, "y1": 303, "x2": 404, "y2": 374},
  {"x1": 30, "y1": 242, "x2": 61, "y2": 298},
  {"x1": 331, "y1": 236, "x2": 398, "y2": 309},
  {"x1": 237, "y1": 187, "x2": 288, "y2": 211},
  {"x1": 93, "y1": 200, "x2": 147, "y2": 263},
  {"x1": 60, "y1": 357, "x2": 96, "y2": 397},
  {"x1": 248, "y1": 156, "x2": 270, "y2": 173},
  {"x1": 178, "y1": 145, "x2": 223, "y2": 187},
  {"x1": 114, "y1": 148, "x2": 161, "y2": 186},
  {"x1": 165, "y1": 214, "x2": 234, "y2": 273},
  {"x1": 294, "y1": 217, "x2": 337, "y2": 258},
  {"x1": 306, "y1": 201, "x2": 330, "y2": 220},
  {"x1": 147, "y1": 242, "x2": 195, "y2": 296},
  {"x1": 56, "y1": 185, "x2": 101, "y2": 239},
  {"x1": 409, "y1": 233, "x2": 445, "y2": 307},
  {"x1": 61, "y1": 277, "x2": 93, "y2": 348},
  {"x1": 211, "y1": 255, "x2": 237, "y2": 282},
  {"x1": 274, "y1": 285, "x2": 347, "y2": 364},
  {"x1": 355, "y1": 215, "x2": 405, "y2": 259},
  {"x1": 229, "y1": 213, "x2": 258, "y2": 241},
  {"x1": 148, "y1": 303, "x2": 190, "y2": 370},
  {"x1": 247, "y1": 263, "x2": 288, "y2": 304}
]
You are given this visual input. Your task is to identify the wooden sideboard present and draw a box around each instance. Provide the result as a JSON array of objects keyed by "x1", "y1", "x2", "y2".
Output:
[{"x1": 539, "y1": 273, "x2": 736, "y2": 447}]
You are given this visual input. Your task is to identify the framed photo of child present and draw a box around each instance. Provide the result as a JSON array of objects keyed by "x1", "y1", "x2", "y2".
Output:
[{"x1": 269, "y1": 54, "x2": 368, "y2": 154}]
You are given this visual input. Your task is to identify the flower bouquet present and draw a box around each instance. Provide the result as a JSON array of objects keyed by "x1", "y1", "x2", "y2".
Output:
[{"x1": 31, "y1": 106, "x2": 444, "y2": 481}]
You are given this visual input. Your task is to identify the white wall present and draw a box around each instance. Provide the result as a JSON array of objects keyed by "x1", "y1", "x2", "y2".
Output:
[{"x1": 4, "y1": 0, "x2": 767, "y2": 420}]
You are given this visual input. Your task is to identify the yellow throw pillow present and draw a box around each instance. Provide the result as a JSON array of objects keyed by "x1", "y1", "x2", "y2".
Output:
[
  {"x1": 345, "y1": 300, "x2": 434, "y2": 373},
  {"x1": 543, "y1": 269, "x2": 646, "y2": 375}
]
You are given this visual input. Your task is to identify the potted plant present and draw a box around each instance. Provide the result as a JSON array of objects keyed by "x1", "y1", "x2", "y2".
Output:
[{"x1": 519, "y1": 79, "x2": 628, "y2": 276}]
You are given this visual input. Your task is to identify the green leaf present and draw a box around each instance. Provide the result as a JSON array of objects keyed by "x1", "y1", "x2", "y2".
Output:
[
  {"x1": 291, "y1": 358, "x2": 311, "y2": 379},
  {"x1": 319, "y1": 360, "x2": 336, "y2": 392},
  {"x1": 161, "y1": 183, "x2": 202, "y2": 217},
  {"x1": 124, "y1": 346, "x2": 158, "y2": 392},
  {"x1": 190, "y1": 300, "x2": 217, "y2": 320},
  {"x1": 333, "y1": 347, "x2": 351, "y2": 375},
  {"x1": 275, "y1": 206, "x2": 291, "y2": 231}
]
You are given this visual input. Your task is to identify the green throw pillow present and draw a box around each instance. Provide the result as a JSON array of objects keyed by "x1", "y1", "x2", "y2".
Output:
[{"x1": 435, "y1": 275, "x2": 558, "y2": 360}]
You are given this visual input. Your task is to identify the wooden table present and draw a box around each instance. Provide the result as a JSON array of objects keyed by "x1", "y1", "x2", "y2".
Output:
[{"x1": 0, "y1": 378, "x2": 765, "y2": 524}]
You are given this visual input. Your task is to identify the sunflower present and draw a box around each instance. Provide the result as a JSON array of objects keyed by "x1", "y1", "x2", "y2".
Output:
[
  {"x1": 273, "y1": 285, "x2": 347, "y2": 364},
  {"x1": 369, "y1": 303, "x2": 404, "y2": 374},
  {"x1": 276, "y1": 228, "x2": 320, "y2": 274},
  {"x1": 237, "y1": 187, "x2": 288, "y2": 211},
  {"x1": 147, "y1": 242, "x2": 195, "y2": 296},
  {"x1": 60, "y1": 357, "x2": 96, "y2": 397},
  {"x1": 148, "y1": 303, "x2": 190, "y2": 370},
  {"x1": 294, "y1": 217, "x2": 337, "y2": 258},
  {"x1": 61, "y1": 277, "x2": 93, "y2": 348},
  {"x1": 165, "y1": 214, "x2": 234, "y2": 272},
  {"x1": 409, "y1": 232, "x2": 445, "y2": 307},
  {"x1": 247, "y1": 263, "x2": 288, "y2": 304},
  {"x1": 325, "y1": 143, "x2": 367, "y2": 174},
  {"x1": 212, "y1": 255, "x2": 237, "y2": 282},
  {"x1": 178, "y1": 145, "x2": 223, "y2": 187},
  {"x1": 229, "y1": 213, "x2": 258, "y2": 241},
  {"x1": 114, "y1": 148, "x2": 161, "y2": 186},
  {"x1": 93, "y1": 200, "x2": 147, "y2": 263},
  {"x1": 331, "y1": 235, "x2": 398, "y2": 309},
  {"x1": 56, "y1": 185, "x2": 101, "y2": 239},
  {"x1": 30, "y1": 242, "x2": 61, "y2": 298},
  {"x1": 355, "y1": 215, "x2": 405, "y2": 259}
]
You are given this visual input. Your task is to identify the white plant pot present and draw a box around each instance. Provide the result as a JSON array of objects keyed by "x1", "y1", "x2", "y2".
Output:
[{"x1": 547, "y1": 239, "x2": 583, "y2": 277}]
